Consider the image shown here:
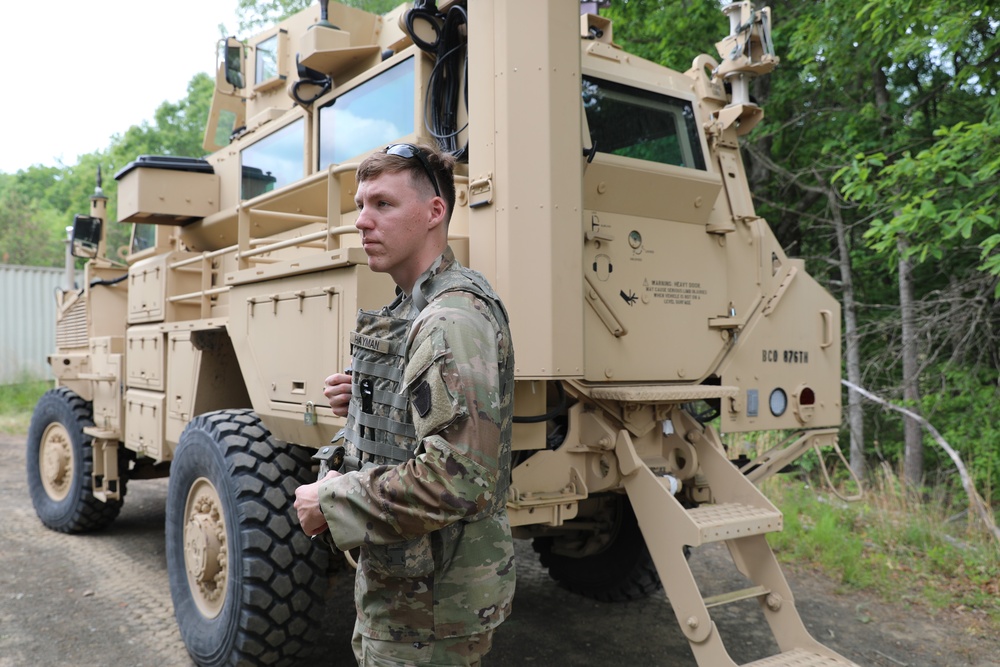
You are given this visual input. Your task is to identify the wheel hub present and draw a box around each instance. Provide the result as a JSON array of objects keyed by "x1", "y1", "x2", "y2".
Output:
[
  {"x1": 39, "y1": 424, "x2": 73, "y2": 501},
  {"x1": 183, "y1": 478, "x2": 228, "y2": 618}
]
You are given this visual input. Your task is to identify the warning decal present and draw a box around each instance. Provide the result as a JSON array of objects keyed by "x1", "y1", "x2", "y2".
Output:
[{"x1": 645, "y1": 279, "x2": 708, "y2": 306}]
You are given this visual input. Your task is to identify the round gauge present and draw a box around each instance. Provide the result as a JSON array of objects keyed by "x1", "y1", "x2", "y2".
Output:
[
  {"x1": 769, "y1": 388, "x2": 788, "y2": 417},
  {"x1": 628, "y1": 230, "x2": 642, "y2": 249}
]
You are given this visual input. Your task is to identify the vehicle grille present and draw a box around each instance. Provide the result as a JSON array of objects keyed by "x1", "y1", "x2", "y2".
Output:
[{"x1": 56, "y1": 296, "x2": 89, "y2": 349}]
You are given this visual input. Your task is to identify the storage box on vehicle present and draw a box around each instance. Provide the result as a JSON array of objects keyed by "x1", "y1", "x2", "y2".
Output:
[{"x1": 115, "y1": 155, "x2": 219, "y2": 225}]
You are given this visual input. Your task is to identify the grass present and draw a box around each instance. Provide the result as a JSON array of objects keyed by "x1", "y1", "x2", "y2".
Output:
[
  {"x1": 763, "y1": 463, "x2": 1000, "y2": 636},
  {"x1": 0, "y1": 379, "x2": 50, "y2": 434}
]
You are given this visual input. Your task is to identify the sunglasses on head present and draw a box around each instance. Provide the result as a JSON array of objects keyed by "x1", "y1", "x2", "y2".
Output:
[{"x1": 384, "y1": 143, "x2": 441, "y2": 198}]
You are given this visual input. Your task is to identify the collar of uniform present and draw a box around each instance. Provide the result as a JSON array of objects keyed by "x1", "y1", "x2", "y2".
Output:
[{"x1": 407, "y1": 246, "x2": 458, "y2": 313}]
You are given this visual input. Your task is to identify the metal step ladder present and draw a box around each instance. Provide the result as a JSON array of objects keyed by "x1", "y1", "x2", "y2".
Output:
[{"x1": 616, "y1": 409, "x2": 861, "y2": 667}]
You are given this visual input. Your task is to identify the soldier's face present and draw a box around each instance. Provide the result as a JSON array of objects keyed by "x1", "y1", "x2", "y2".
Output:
[{"x1": 354, "y1": 170, "x2": 444, "y2": 293}]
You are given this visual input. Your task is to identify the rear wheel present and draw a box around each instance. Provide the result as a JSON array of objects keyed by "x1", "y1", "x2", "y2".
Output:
[
  {"x1": 26, "y1": 387, "x2": 125, "y2": 532},
  {"x1": 533, "y1": 494, "x2": 662, "y2": 602},
  {"x1": 166, "y1": 409, "x2": 329, "y2": 667}
]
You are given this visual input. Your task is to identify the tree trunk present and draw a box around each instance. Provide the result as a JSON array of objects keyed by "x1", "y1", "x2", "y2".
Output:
[
  {"x1": 830, "y1": 192, "x2": 865, "y2": 478},
  {"x1": 897, "y1": 234, "x2": 923, "y2": 486},
  {"x1": 843, "y1": 380, "x2": 1000, "y2": 544}
]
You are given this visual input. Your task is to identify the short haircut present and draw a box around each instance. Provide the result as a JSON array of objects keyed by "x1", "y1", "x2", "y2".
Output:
[{"x1": 356, "y1": 143, "x2": 457, "y2": 221}]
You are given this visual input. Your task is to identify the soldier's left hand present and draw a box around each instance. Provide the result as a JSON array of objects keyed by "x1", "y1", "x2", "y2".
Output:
[{"x1": 294, "y1": 471, "x2": 341, "y2": 536}]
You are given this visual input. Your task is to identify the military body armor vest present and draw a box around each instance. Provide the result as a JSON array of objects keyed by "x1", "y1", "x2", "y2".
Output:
[{"x1": 342, "y1": 261, "x2": 513, "y2": 518}]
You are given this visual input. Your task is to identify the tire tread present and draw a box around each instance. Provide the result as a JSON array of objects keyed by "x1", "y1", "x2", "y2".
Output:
[
  {"x1": 169, "y1": 409, "x2": 328, "y2": 667},
  {"x1": 27, "y1": 387, "x2": 126, "y2": 533}
]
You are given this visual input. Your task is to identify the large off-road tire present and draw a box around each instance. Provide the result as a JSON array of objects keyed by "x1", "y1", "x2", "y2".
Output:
[
  {"x1": 26, "y1": 387, "x2": 126, "y2": 532},
  {"x1": 166, "y1": 409, "x2": 329, "y2": 667},
  {"x1": 533, "y1": 494, "x2": 663, "y2": 602}
]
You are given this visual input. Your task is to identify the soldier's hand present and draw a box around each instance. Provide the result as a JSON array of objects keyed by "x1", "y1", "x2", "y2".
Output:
[
  {"x1": 323, "y1": 372, "x2": 352, "y2": 417},
  {"x1": 294, "y1": 471, "x2": 342, "y2": 536}
]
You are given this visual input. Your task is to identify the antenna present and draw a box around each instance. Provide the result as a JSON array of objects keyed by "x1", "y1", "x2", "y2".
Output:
[{"x1": 92, "y1": 164, "x2": 107, "y2": 200}]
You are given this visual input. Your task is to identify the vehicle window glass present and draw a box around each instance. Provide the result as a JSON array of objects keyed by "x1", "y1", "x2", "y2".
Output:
[
  {"x1": 211, "y1": 109, "x2": 238, "y2": 148},
  {"x1": 256, "y1": 35, "x2": 278, "y2": 85},
  {"x1": 582, "y1": 76, "x2": 706, "y2": 170},
  {"x1": 131, "y1": 223, "x2": 155, "y2": 254},
  {"x1": 241, "y1": 118, "x2": 304, "y2": 200},
  {"x1": 318, "y1": 58, "x2": 415, "y2": 168}
]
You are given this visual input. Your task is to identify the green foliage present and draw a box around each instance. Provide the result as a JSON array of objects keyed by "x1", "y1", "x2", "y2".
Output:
[
  {"x1": 600, "y1": 0, "x2": 723, "y2": 73},
  {"x1": 767, "y1": 479, "x2": 1000, "y2": 628},
  {"x1": 237, "y1": 0, "x2": 311, "y2": 32},
  {"x1": 236, "y1": 0, "x2": 403, "y2": 34},
  {"x1": 0, "y1": 379, "x2": 50, "y2": 435},
  {"x1": 919, "y1": 365, "x2": 1000, "y2": 499},
  {"x1": 106, "y1": 73, "x2": 214, "y2": 169},
  {"x1": 0, "y1": 182, "x2": 64, "y2": 266},
  {"x1": 837, "y1": 122, "x2": 1000, "y2": 292},
  {"x1": 769, "y1": 487, "x2": 874, "y2": 588},
  {"x1": 1, "y1": 73, "x2": 214, "y2": 267}
]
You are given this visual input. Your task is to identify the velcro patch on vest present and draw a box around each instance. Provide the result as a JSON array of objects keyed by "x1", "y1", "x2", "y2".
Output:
[
  {"x1": 413, "y1": 380, "x2": 432, "y2": 418},
  {"x1": 350, "y1": 331, "x2": 392, "y2": 354},
  {"x1": 404, "y1": 329, "x2": 465, "y2": 438}
]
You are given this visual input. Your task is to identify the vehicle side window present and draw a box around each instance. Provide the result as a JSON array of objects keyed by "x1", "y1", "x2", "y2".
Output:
[
  {"x1": 318, "y1": 58, "x2": 415, "y2": 168},
  {"x1": 131, "y1": 223, "x2": 155, "y2": 254},
  {"x1": 255, "y1": 35, "x2": 279, "y2": 86},
  {"x1": 241, "y1": 118, "x2": 305, "y2": 200},
  {"x1": 582, "y1": 76, "x2": 706, "y2": 171}
]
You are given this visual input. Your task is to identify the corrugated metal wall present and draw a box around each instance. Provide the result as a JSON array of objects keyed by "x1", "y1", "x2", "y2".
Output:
[{"x1": 0, "y1": 264, "x2": 80, "y2": 384}]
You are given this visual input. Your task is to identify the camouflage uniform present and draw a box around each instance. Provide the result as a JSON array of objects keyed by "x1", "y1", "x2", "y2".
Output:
[{"x1": 318, "y1": 247, "x2": 515, "y2": 661}]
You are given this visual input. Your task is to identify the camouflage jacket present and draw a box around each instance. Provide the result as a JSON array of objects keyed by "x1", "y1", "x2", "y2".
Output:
[{"x1": 319, "y1": 247, "x2": 516, "y2": 642}]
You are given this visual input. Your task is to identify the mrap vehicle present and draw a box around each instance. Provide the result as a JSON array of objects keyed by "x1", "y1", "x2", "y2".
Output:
[{"x1": 28, "y1": 1, "x2": 856, "y2": 665}]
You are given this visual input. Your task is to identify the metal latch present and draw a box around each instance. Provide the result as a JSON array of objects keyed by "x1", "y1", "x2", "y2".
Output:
[
  {"x1": 469, "y1": 173, "x2": 493, "y2": 208},
  {"x1": 585, "y1": 213, "x2": 614, "y2": 242}
]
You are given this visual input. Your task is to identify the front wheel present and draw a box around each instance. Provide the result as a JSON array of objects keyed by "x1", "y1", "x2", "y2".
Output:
[
  {"x1": 533, "y1": 494, "x2": 663, "y2": 602},
  {"x1": 166, "y1": 410, "x2": 329, "y2": 667},
  {"x1": 26, "y1": 387, "x2": 126, "y2": 532}
]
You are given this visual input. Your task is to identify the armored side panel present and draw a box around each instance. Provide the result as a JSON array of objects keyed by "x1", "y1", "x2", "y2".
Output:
[
  {"x1": 226, "y1": 247, "x2": 396, "y2": 448},
  {"x1": 468, "y1": 0, "x2": 585, "y2": 379}
]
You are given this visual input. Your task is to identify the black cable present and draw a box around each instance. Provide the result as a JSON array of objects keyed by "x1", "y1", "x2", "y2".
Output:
[
  {"x1": 683, "y1": 400, "x2": 721, "y2": 425},
  {"x1": 405, "y1": 2, "x2": 469, "y2": 160},
  {"x1": 292, "y1": 55, "x2": 333, "y2": 106},
  {"x1": 425, "y1": 40, "x2": 469, "y2": 158},
  {"x1": 405, "y1": 3, "x2": 442, "y2": 52},
  {"x1": 513, "y1": 382, "x2": 573, "y2": 424},
  {"x1": 292, "y1": 76, "x2": 332, "y2": 105},
  {"x1": 89, "y1": 274, "x2": 128, "y2": 288},
  {"x1": 431, "y1": 5, "x2": 469, "y2": 159}
]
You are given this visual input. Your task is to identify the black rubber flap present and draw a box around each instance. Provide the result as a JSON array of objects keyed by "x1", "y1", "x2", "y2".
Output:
[{"x1": 114, "y1": 155, "x2": 214, "y2": 181}]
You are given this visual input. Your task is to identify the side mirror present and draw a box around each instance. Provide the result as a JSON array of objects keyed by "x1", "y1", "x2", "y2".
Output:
[
  {"x1": 224, "y1": 37, "x2": 245, "y2": 89},
  {"x1": 71, "y1": 215, "x2": 102, "y2": 259}
]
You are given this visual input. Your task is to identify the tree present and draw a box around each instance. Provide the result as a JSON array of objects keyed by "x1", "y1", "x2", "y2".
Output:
[
  {"x1": 106, "y1": 73, "x2": 215, "y2": 172},
  {"x1": 0, "y1": 186, "x2": 64, "y2": 266},
  {"x1": 236, "y1": 0, "x2": 403, "y2": 34}
]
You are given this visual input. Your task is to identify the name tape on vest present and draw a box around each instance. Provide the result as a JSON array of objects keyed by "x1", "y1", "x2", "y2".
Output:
[{"x1": 351, "y1": 331, "x2": 392, "y2": 354}]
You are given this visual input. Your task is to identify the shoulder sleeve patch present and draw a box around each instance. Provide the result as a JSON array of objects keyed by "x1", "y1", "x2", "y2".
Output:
[
  {"x1": 413, "y1": 380, "x2": 432, "y2": 418},
  {"x1": 404, "y1": 329, "x2": 466, "y2": 438}
]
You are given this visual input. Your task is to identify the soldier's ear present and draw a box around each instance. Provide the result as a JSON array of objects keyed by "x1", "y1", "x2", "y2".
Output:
[{"x1": 427, "y1": 195, "x2": 447, "y2": 232}]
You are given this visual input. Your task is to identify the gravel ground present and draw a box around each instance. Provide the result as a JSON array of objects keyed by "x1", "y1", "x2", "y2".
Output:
[{"x1": 2, "y1": 433, "x2": 997, "y2": 667}]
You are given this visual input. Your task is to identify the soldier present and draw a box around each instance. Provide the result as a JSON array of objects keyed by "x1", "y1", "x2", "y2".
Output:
[{"x1": 294, "y1": 143, "x2": 515, "y2": 666}]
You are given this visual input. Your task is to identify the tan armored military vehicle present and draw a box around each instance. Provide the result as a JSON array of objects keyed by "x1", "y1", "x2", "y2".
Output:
[{"x1": 28, "y1": 1, "x2": 855, "y2": 665}]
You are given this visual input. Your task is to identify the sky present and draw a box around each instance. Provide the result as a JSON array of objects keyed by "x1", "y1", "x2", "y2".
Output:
[{"x1": 1, "y1": 0, "x2": 242, "y2": 174}]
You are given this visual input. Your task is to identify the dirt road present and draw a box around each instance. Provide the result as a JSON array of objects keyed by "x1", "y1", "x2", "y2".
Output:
[{"x1": 1, "y1": 433, "x2": 996, "y2": 666}]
